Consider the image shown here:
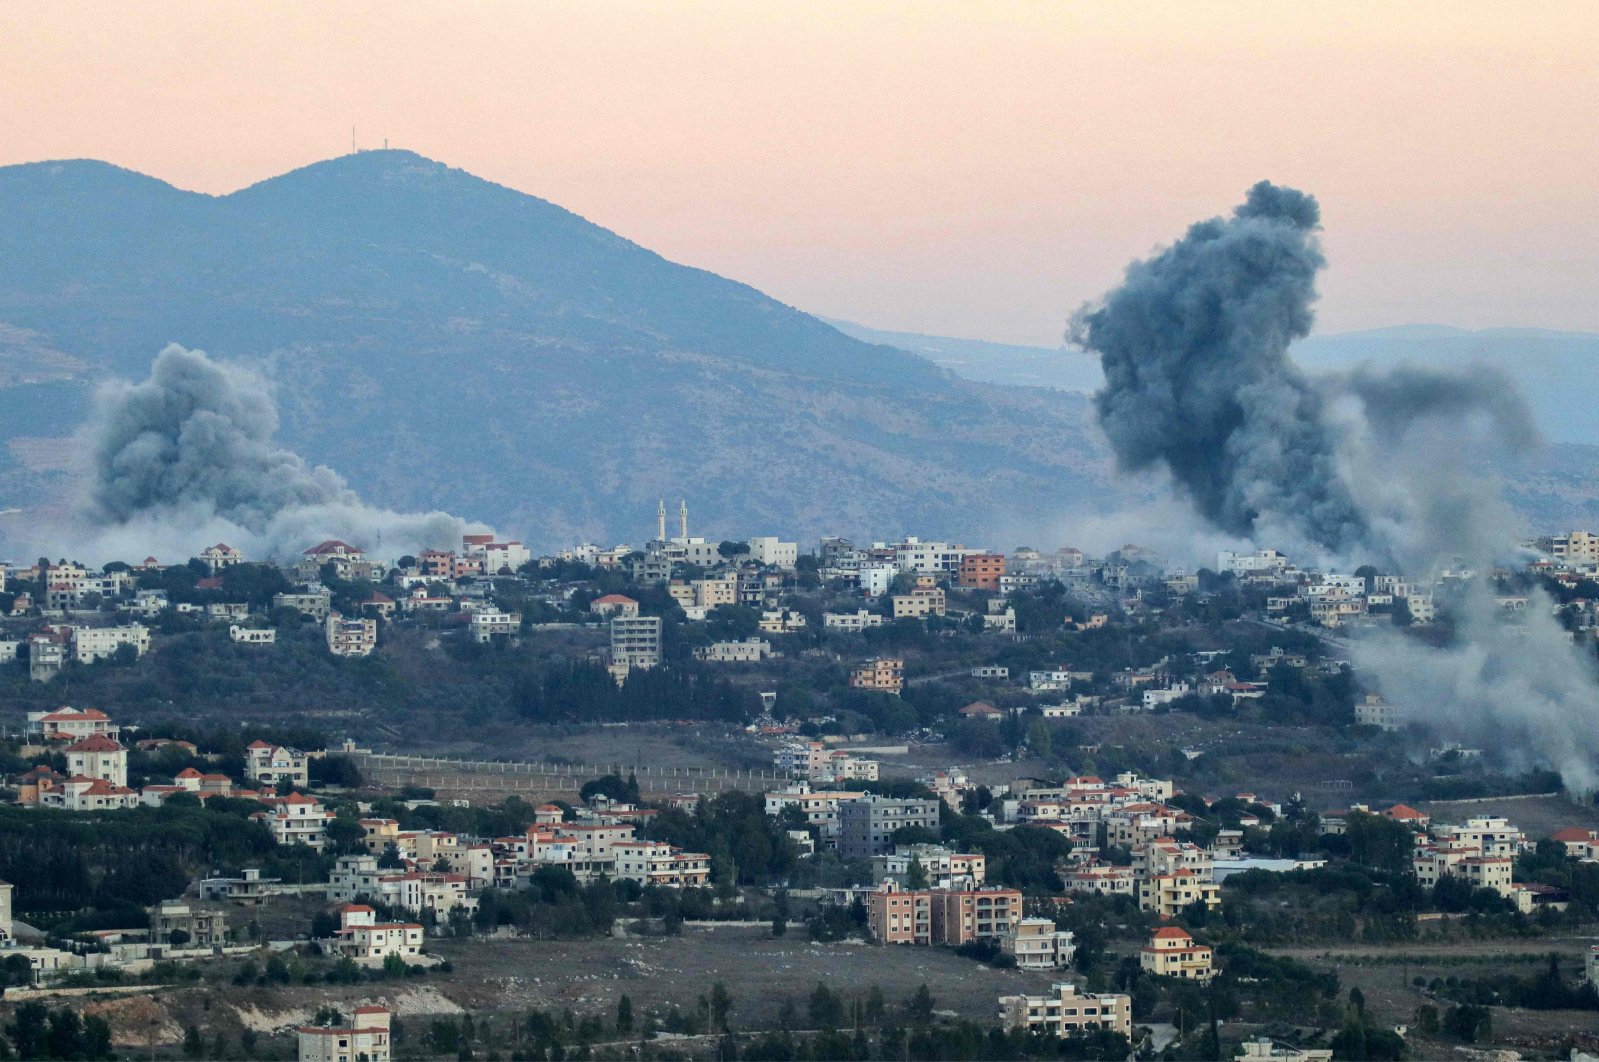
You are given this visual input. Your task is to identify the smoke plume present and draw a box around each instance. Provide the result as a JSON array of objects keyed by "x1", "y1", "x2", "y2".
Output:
[
  {"x1": 1070, "y1": 182, "x2": 1368, "y2": 555},
  {"x1": 76, "y1": 344, "x2": 484, "y2": 562},
  {"x1": 1072, "y1": 182, "x2": 1599, "y2": 793}
]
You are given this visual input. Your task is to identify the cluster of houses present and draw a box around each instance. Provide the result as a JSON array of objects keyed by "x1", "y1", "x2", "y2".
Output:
[{"x1": 12, "y1": 707, "x2": 327, "y2": 836}]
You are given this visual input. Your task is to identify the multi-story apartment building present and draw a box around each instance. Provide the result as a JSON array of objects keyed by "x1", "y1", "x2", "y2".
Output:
[
  {"x1": 998, "y1": 983, "x2": 1132, "y2": 1037},
  {"x1": 838, "y1": 795, "x2": 941, "y2": 859},
  {"x1": 871, "y1": 845, "x2": 986, "y2": 889},
  {"x1": 609, "y1": 616, "x2": 662, "y2": 670},
  {"x1": 849, "y1": 658, "x2": 904, "y2": 694},
  {"x1": 65, "y1": 734, "x2": 127, "y2": 788},
  {"x1": 325, "y1": 612, "x2": 377, "y2": 657},
  {"x1": 72, "y1": 624, "x2": 150, "y2": 664},
  {"x1": 957, "y1": 553, "x2": 1006, "y2": 591},
  {"x1": 867, "y1": 885, "x2": 931, "y2": 945},
  {"x1": 746, "y1": 537, "x2": 799, "y2": 568},
  {"x1": 1139, "y1": 868, "x2": 1221, "y2": 918},
  {"x1": 610, "y1": 841, "x2": 711, "y2": 887},
  {"x1": 929, "y1": 887, "x2": 1024, "y2": 945},
  {"x1": 763, "y1": 783, "x2": 866, "y2": 847}
]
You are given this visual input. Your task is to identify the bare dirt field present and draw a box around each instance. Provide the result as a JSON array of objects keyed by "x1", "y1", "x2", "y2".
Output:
[{"x1": 428, "y1": 926, "x2": 1056, "y2": 1028}]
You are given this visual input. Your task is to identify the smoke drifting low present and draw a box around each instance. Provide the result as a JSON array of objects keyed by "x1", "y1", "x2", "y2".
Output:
[
  {"x1": 1072, "y1": 182, "x2": 1599, "y2": 793},
  {"x1": 74, "y1": 344, "x2": 483, "y2": 562}
]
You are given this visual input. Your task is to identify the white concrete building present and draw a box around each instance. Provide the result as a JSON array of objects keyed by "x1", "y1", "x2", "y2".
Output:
[
  {"x1": 325, "y1": 612, "x2": 377, "y2": 657},
  {"x1": 230, "y1": 625, "x2": 277, "y2": 645},
  {"x1": 72, "y1": 624, "x2": 150, "y2": 664},
  {"x1": 746, "y1": 537, "x2": 799, "y2": 568}
]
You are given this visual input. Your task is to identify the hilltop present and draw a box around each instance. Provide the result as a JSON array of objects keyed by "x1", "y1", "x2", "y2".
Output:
[{"x1": 0, "y1": 150, "x2": 1124, "y2": 547}]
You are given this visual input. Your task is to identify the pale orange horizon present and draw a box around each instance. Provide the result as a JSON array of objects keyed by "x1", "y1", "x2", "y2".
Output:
[{"x1": 2, "y1": 1, "x2": 1595, "y2": 345}]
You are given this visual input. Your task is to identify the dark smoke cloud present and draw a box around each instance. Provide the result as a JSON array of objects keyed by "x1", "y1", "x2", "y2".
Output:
[
  {"x1": 1337, "y1": 364, "x2": 1540, "y2": 451},
  {"x1": 76, "y1": 344, "x2": 483, "y2": 561},
  {"x1": 1072, "y1": 181, "x2": 1599, "y2": 793},
  {"x1": 1070, "y1": 181, "x2": 1368, "y2": 554}
]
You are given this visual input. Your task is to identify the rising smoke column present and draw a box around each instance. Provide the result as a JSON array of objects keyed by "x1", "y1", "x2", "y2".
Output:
[
  {"x1": 1072, "y1": 182, "x2": 1599, "y2": 794},
  {"x1": 1071, "y1": 181, "x2": 1368, "y2": 554},
  {"x1": 82, "y1": 344, "x2": 482, "y2": 560}
]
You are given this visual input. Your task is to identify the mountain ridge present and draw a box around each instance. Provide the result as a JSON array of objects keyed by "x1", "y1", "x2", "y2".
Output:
[{"x1": 0, "y1": 150, "x2": 1126, "y2": 550}]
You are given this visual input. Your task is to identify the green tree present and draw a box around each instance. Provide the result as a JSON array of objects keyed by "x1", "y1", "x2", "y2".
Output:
[
  {"x1": 710, "y1": 982, "x2": 732, "y2": 1031},
  {"x1": 772, "y1": 888, "x2": 789, "y2": 937},
  {"x1": 46, "y1": 1009, "x2": 86, "y2": 1061},
  {"x1": 809, "y1": 982, "x2": 843, "y2": 1029},
  {"x1": 864, "y1": 986, "x2": 886, "y2": 1025},
  {"x1": 905, "y1": 984, "x2": 935, "y2": 1025},
  {"x1": 906, "y1": 855, "x2": 929, "y2": 890},
  {"x1": 616, "y1": 995, "x2": 634, "y2": 1036},
  {"x1": 8, "y1": 1002, "x2": 48, "y2": 1060},
  {"x1": 183, "y1": 1023, "x2": 205, "y2": 1060},
  {"x1": 1026, "y1": 718, "x2": 1053, "y2": 759}
]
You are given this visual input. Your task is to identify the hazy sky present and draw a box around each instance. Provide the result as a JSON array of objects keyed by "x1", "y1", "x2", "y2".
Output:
[{"x1": 3, "y1": 2, "x2": 1595, "y2": 345}]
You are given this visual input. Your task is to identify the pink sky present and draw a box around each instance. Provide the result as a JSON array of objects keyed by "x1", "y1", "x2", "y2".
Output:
[{"x1": 3, "y1": 2, "x2": 1595, "y2": 345}]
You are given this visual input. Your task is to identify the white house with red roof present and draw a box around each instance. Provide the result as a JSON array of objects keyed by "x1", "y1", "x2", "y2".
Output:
[
  {"x1": 246, "y1": 742, "x2": 309, "y2": 788},
  {"x1": 65, "y1": 734, "x2": 127, "y2": 789},
  {"x1": 304, "y1": 540, "x2": 366, "y2": 562},
  {"x1": 328, "y1": 903, "x2": 424, "y2": 965},
  {"x1": 29, "y1": 706, "x2": 118, "y2": 742},
  {"x1": 200, "y1": 543, "x2": 244, "y2": 574},
  {"x1": 43, "y1": 775, "x2": 139, "y2": 812},
  {"x1": 589, "y1": 594, "x2": 640, "y2": 619}
]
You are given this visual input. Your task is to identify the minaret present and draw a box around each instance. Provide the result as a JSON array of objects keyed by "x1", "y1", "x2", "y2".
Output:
[
  {"x1": 679, "y1": 498, "x2": 689, "y2": 540},
  {"x1": 657, "y1": 499, "x2": 666, "y2": 543}
]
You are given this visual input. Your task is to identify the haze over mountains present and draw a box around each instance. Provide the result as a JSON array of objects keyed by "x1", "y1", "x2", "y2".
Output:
[{"x1": 0, "y1": 148, "x2": 1593, "y2": 554}]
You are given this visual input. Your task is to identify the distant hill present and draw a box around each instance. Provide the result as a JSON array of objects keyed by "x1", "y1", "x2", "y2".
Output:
[
  {"x1": 831, "y1": 318, "x2": 1599, "y2": 449},
  {"x1": 824, "y1": 319, "x2": 1103, "y2": 393},
  {"x1": 0, "y1": 151, "x2": 1128, "y2": 550}
]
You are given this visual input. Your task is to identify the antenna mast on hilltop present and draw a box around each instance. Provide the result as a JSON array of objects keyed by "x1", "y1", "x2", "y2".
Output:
[{"x1": 351, "y1": 126, "x2": 356, "y2": 153}]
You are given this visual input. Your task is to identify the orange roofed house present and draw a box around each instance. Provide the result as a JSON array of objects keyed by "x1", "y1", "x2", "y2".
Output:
[
  {"x1": 298, "y1": 1005, "x2": 392, "y2": 1062},
  {"x1": 1140, "y1": 926, "x2": 1214, "y2": 981}
]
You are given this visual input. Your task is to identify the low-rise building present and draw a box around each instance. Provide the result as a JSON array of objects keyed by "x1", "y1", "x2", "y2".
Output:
[
  {"x1": 849, "y1": 657, "x2": 904, "y2": 694},
  {"x1": 329, "y1": 905, "x2": 424, "y2": 964},
  {"x1": 1140, "y1": 926, "x2": 1213, "y2": 981},
  {"x1": 1002, "y1": 917, "x2": 1076, "y2": 969},
  {"x1": 469, "y1": 609, "x2": 520, "y2": 644},
  {"x1": 149, "y1": 900, "x2": 228, "y2": 948},
  {"x1": 297, "y1": 1005, "x2": 392, "y2": 1062},
  {"x1": 693, "y1": 638, "x2": 773, "y2": 663},
  {"x1": 823, "y1": 610, "x2": 884, "y2": 632},
  {"x1": 246, "y1": 742, "x2": 310, "y2": 788},
  {"x1": 229, "y1": 625, "x2": 277, "y2": 645},
  {"x1": 998, "y1": 982, "x2": 1132, "y2": 1037},
  {"x1": 254, "y1": 793, "x2": 333, "y2": 850}
]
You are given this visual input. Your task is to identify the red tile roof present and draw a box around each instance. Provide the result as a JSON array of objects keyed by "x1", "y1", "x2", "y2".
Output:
[{"x1": 64, "y1": 734, "x2": 124, "y2": 753}]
